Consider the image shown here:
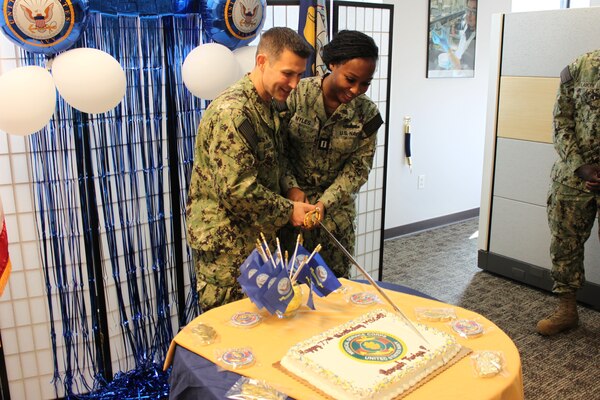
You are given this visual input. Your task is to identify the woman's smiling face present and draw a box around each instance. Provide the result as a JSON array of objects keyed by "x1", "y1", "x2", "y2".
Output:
[{"x1": 327, "y1": 57, "x2": 376, "y2": 105}]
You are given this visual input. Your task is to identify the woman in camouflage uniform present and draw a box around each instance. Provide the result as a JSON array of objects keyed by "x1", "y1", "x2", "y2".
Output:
[{"x1": 280, "y1": 30, "x2": 383, "y2": 278}]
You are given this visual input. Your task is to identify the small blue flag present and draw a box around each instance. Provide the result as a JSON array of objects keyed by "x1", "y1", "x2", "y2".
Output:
[
  {"x1": 240, "y1": 249, "x2": 264, "y2": 275},
  {"x1": 238, "y1": 267, "x2": 265, "y2": 309},
  {"x1": 305, "y1": 281, "x2": 316, "y2": 310},
  {"x1": 307, "y1": 252, "x2": 341, "y2": 296},
  {"x1": 262, "y1": 269, "x2": 295, "y2": 313},
  {"x1": 292, "y1": 245, "x2": 341, "y2": 297},
  {"x1": 237, "y1": 249, "x2": 269, "y2": 309},
  {"x1": 291, "y1": 245, "x2": 312, "y2": 285},
  {"x1": 254, "y1": 263, "x2": 279, "y2": 313}
]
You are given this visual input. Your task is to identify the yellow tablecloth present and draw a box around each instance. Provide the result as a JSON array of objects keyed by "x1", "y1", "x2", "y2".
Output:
[{"x1": 165, "y1": 279, "x2": 524, "y2": 400}]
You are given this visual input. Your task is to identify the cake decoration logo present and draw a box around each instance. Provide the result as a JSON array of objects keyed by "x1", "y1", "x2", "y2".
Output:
[
  {"x1": 340, "y1": 331, "x2": 406, "y2": 363},
  {"x1": 6, "y1": 0, "x2": 72, "y2": 45},
  {"x1": 225, "y1": 0, "x2": 264, "y2": 40}
]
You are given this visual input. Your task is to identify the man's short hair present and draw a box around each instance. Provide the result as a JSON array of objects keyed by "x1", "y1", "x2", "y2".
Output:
[{"x1": 257, "y1": 27, "x2": 313, "y2": 62}]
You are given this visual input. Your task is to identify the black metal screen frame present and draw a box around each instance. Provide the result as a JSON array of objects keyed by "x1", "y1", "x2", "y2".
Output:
[{"x1": 333, "y1": 1, "x2": 394, "y2": 281}]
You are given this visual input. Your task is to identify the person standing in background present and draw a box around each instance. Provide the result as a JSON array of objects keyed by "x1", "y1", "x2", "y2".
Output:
[
  {"x1": 536, "y1": 50, "x2": 600, "y2": 336},
  {"x1": 186, "y1": 27, "x2": 315, "y2": 312},
  {"x1": 280, "y1": 30, "x2": 383, "y2": 278}
]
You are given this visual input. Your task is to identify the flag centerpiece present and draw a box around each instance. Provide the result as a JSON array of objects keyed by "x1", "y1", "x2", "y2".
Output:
[{"x1": 237, "y1": 232, "x2": 341, "y2": 315}]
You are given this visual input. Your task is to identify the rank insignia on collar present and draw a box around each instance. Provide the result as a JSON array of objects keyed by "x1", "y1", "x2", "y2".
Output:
[{"x1": 318, "y1": 137, "x2": 330, "y2": 150}]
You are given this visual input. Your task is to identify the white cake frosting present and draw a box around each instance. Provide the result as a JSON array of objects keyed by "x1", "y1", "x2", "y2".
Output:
[{"x1": 280, "y1": 309, "x2": 461, "y2": 400}]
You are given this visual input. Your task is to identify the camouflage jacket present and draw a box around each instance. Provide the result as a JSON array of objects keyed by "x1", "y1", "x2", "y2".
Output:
[
  {"x1": 551, "y1": 50, "x2": 600, "y2": 190},
  {"x1": 281, "y1": 76, "x2": 383, "y2": 209},
  {"x1": 186, "y1": 75, "x2": 293, "y2": 252}
]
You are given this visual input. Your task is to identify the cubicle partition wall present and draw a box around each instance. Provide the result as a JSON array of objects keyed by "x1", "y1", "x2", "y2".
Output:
[{"x1": 478, "y1": 8, "x2": 600, "y2": 309}]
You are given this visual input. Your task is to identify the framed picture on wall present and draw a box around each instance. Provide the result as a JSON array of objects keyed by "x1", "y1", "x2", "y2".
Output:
[{"x1": 426, "y1": 0, "x2": 478, "y2": 78}]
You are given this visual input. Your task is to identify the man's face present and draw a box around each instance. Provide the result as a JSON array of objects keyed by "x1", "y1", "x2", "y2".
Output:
[
  {"x1": 258, "y1": 49, "x2": 306, "y2": 102},
  {"x1": 466, "y1": 0, "x2": 477, "y2": 30}
]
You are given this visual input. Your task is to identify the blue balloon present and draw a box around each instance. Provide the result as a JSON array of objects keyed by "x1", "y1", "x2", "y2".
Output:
[
  {"x1": 0, "y1": 0, "x2": 89, "y2": 56},
  {"x1": 200, "y1": 0, "x2": 266, "y2": 50}
]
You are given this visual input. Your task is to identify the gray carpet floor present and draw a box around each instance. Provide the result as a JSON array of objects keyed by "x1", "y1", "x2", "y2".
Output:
[{"x1": 382, "y1": 218, "x2": 600, "y2": 400}]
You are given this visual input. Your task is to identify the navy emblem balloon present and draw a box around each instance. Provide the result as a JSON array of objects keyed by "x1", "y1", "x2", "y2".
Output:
[
  {"x1": 200, "y1": 0, "x2": 266, "y2": 50},
  {"x1": 0, "y1": 0, "x2": 89, "y2": 56}
]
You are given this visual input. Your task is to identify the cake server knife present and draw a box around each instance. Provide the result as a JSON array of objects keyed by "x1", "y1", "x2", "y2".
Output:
[{"x1": 314, "y1": 218, "x2": 430, "y2": 344}]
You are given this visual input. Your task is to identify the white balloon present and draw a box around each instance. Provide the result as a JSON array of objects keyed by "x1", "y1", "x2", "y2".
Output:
[
  {"x1": 233, "y1": 45, "x2": 257, "y2": 76},
  {"x1": 182, "y1": 43, "x2": 241, "y2": 100},
  {"x1": 0, "y1": 66, "x2": 56, "y2": 136},
  {"x1": 51, "y1": 48, "x2": 126, "y2": 114}
]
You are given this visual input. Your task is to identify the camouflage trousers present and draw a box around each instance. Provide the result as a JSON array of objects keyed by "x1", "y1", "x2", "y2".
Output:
[
  {"x1": 193, "y1": 249, "x2": 246, "y2": 312},
  {"x1": 279, "y1": 201, "x2": 355, "y2": 279},
  {"x1": 547, "y1": 181, "x2": 600, "y2": 294}
]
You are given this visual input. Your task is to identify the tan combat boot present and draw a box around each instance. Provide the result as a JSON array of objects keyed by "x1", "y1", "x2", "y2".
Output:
[{"x1": 536, "y1": 292, "x2": 579, "y2": 336}]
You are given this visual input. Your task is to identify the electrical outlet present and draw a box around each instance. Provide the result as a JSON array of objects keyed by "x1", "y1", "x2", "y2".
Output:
[{"x1": 418, "y1": 175, "x2": 425, "y2": 189}]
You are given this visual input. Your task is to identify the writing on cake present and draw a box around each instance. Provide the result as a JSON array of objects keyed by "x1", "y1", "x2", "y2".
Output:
[{"x1": 280, "y1": 309, "x2": 461, "y2": 400}]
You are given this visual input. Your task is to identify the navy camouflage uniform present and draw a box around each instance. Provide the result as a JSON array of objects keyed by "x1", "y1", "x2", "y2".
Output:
[
  {"x1": 186, "y1": 75, "x2": 293, "y2": 311},
  {"x1": 280, "y1": 76, "x2": 383, "y2": 278},
  {"x1": 547, "y1": 50, "x2": 600, "y2": 294}
]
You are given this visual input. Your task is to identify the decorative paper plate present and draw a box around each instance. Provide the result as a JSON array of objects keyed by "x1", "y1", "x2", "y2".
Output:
[
  {"x1": 451, "y1": 319, "x2": 483, "y2": 338},
  {"x1": 349, "y1": 292, "x2": 379, "y2": 306},
  {"x1": 231, "y1": 311, "x2": 262, "y2": 328},
  {"x1": 221, "y1": 348, "x2": 255, "y2": 368}
]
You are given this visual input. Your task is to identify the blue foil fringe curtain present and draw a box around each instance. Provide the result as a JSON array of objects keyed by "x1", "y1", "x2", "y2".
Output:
[{"x1": 26, "y1": 12, "x2": 204, "y2": 399}]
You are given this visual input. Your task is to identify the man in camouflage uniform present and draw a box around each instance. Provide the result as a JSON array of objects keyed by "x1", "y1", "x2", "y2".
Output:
[
  {"x1": 537, "y1": 50, "x2": 600, "y2": 336},
  {"x1": 186, "y1": 27, "x2": 315, "y2": 312},
  {"x1": 280, "y1": 31, "x2": 383, "y2": 278}
]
